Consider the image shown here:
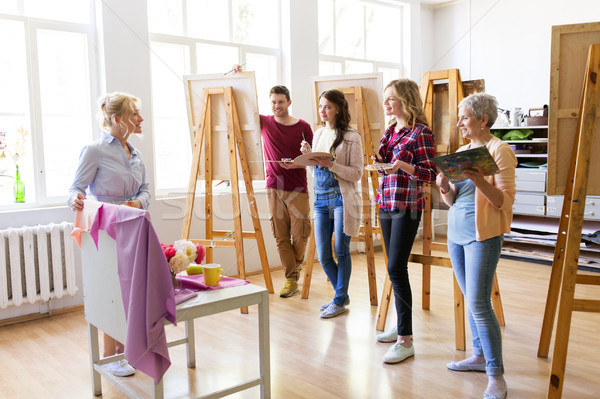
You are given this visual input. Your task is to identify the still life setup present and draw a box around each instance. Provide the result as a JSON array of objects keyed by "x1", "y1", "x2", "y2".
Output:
[{"x1": 161, "y1": 239, "x2": 250, "y2": 293}]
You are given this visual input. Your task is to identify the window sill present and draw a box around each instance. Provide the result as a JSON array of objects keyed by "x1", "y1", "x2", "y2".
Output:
[{"x1": 155, "y1": 180, "x2": 267, "y2": 201}]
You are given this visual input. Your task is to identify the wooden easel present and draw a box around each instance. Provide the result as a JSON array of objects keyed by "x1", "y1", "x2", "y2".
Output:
[
  {"x1": 375, "y1": 69, "x2": 505, "y2": 351},
  {"x1": 301, "y1": 86, "x2": 382, "y2": 306},
  {"x1": 181, "y1": 87, "x2": 275, "y2": 311},
  {"x1": 537, "y1": 44, "x2": 600, "y2": 398}
]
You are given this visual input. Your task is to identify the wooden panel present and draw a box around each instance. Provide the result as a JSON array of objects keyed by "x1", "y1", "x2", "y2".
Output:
[
  {"x1": 431, "y1": 79, "x2": 485, "y2": 157},
  {"x1": 548, "y1": 22, "x2": 600, "y2": 195},
  {"x1": 311, "y1": 73, "x2": 384, "y2": 152},
  {"x1": 184, "y1": 72, "x2": 264, "y2": 180},
  {"x1": 430, "y1": 79, "x2": 485, "y2": 209}
]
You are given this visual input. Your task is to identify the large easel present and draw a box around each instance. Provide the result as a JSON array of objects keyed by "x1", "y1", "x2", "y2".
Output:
[
  {"x1": 537, "y1": 44, "x2": 600, "y2": 399},
  {"x1": 375, "y1": 69, "x2": 505, "y2": 351},
  {"x1": 301, "y1": 86, "x2": 382, "y2": 305},
  {"x1": 181, "y1": 86, "x2": 275, "y2": 308}
]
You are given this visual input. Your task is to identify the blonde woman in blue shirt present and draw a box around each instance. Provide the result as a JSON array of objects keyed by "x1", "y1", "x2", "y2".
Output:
[
  {"x1": 69, "y1": 92, "x2": 149, "y2": 212},
  {"x1": 68, "y1": 92, "x2": 149, "y2": 377}
]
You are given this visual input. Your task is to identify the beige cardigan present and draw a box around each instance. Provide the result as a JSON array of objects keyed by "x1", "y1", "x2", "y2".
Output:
[
  {"x1": 455, "y1": 136, "x2": 517, "y2": 241},
  {"x1": 312, "y1": 127, "x2": 364, "y2": 236}
]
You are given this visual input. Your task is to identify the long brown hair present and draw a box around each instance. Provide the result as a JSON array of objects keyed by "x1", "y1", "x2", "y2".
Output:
[
  {"x1": 385, "y1": 79, "x2": 428, "y2": 128},
  {"x1": 320, "y1": 89, "x2": 351, "y2": 154}
]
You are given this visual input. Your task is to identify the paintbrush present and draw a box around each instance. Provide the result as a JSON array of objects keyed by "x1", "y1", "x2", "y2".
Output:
[
  {"x1": 301, "y1": 131, "x2": 310, "y2": 153},
  {"x1": 224, "y1": 63, "x2": 246, "y2": 75}
]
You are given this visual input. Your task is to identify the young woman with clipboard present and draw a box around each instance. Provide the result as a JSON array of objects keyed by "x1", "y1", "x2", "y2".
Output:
[{"x1": 300, "y1": 89, "x2": 363, "y2": 319}]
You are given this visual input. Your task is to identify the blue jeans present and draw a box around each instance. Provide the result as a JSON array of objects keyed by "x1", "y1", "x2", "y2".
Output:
[
  {"x1": 447, "y1": 236, "x2": 504, "y2": 376},
  {"x1": 314, "y1": 194, "x2": 351, "y2": 306}
]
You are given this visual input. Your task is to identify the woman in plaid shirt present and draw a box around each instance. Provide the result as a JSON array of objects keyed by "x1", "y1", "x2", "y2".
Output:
[{"x1": 373, "y1": 79, "x2": 437, "y2": 364}]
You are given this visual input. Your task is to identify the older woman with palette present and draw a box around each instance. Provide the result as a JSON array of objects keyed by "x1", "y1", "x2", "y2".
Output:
[{"x1": 435, "y1": 92, "x2": 516, "y2": 399}]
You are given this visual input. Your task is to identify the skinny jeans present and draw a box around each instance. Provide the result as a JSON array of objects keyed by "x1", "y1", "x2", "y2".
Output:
[
  {"x1": 379, "y1": 208, "x2": 421, "y2": 336},
  {"x1": 447, "y1": 236, "x2": 504, "y2": 376},
  {"x1": 313, "y1": 165, "x2": 351, "y2": 307}
]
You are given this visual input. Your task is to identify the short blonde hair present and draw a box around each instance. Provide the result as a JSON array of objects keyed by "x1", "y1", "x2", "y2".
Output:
[
  {"x1": 97, "y1": 92, "x2": 141, "y2": 132},
  {"x1": 385, "y1": 79, "x2": 428, "y2": 128}
]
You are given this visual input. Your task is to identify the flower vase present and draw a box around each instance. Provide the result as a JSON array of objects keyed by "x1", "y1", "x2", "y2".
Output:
[
  {"x1": 14, "y1": 165, "x2": 25, "y2": 203},
  {"x1": 171, "y1": 270, "x2": 181, "y2": 292}
]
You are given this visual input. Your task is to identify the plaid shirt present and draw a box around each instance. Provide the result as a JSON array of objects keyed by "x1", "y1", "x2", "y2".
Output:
[{"x1": 375, "y1": 123, "x2": 436, "y2": 211}]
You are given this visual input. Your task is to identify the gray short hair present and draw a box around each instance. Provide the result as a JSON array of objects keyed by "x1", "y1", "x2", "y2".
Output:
[{"x1": 458, "y1": 93, "x2": 498, "y2": 127}]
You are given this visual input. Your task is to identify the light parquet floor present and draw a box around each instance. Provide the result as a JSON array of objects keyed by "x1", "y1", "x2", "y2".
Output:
[{"x1": 0, "y1": 247, "x2": 599, "y2": 398}]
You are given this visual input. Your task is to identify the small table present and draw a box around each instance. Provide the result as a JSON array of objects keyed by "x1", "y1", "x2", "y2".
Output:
[
  {"x1": 87, "y1": 283, "x2": 270, "y2": 399},
  {"x1": 80, "y1": 222, "x2": 270, "y2": 398}
]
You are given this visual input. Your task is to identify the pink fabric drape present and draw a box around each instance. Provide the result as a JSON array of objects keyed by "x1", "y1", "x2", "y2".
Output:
[{"x1": 89, "y1": 203, "x2": 176, "y2": 383}]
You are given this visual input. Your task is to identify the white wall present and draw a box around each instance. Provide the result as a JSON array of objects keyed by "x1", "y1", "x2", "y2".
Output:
[
  {"x1": 428, "y1": 0, "x2": 600, "y2": 111},
  {"x1": 281, "y1": 0, "x2": 319, "y2": 121},
  {"x1": 6, "y1": 0, "x2": 599, "y2": 318},
  {"x1": 419, "y1": 5, "x2": 435, "y2": 81}
]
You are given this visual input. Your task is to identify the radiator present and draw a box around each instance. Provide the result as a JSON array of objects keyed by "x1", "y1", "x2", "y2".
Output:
[{"x1": 0, "y1": 222, "x2": 78, "y2": 309}]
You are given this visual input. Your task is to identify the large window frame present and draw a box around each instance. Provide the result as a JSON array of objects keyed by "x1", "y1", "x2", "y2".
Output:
[
  {"x1": 318, "y1": 0, "x2": 406, "y2": 83},
  {"x1": 0, "y1": 4, "x2": 99, "y2": 210},
  {"x1": 148, "y1": 0, "x2": 283, "y2": 197}
]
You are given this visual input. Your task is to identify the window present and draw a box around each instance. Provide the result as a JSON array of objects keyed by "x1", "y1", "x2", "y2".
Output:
[
  {"x1": 0, "y1": 1, "x2": 97, "y2": 208},
  {"x1": 318, "y1": 0, "x2": 404, "y2": 77},
  {"x1": 150, "y1": 42, "x2": 191, "y2": 192},
  {"x1": 148, "y1": 0, "x2": 281, "y2": 195}
]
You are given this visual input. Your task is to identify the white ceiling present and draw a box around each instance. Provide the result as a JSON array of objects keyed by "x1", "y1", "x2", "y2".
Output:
[{"x1": 420, "y1": 0, "x2": 458, "y2": 7}]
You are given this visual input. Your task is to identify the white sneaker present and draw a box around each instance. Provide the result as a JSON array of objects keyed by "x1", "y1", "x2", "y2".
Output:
[
  {"x1": 106, "y1": 359, "x2": 135, "y2": 377},
  {"x1": 320, "y1": 303, "x2": 347, "y2": 318},
  {"x1": 376, "y1": 326, "x2": 398, "y2": 343},
  {"x1": 382, "y1": 343, "x2": 414, "y2": 364},
  {"x1": 320, "y1": 298, "x2": 350, "y2": 311}
]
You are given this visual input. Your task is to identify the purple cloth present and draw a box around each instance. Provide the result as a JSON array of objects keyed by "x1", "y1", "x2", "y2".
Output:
[
  {"x1": 174, "y1": 288, "x2": 197, "y2": 305},
  {"x1": 177, "y1": 274, "x2": 250, "y2": 291},
  {"x1": 90, "y1": 203, "x2": 176, "y2": 383}
]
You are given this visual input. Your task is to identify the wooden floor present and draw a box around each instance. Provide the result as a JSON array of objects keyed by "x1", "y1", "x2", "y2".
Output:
[{"x1": 0, "y1": 247, "x2": 599, "y2": 398}]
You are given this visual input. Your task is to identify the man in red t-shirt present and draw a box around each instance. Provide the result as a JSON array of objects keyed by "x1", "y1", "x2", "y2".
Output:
[{"x1": 260, "y1": 85, "x2": 313, "y2": 297}]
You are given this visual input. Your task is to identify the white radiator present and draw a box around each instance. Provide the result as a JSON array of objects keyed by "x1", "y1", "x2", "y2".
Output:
[{"x1": 0, "y1": 222, "x2": 78, "y2": 309}]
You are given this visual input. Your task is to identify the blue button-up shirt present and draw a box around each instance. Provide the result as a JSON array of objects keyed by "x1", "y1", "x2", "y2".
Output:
[{"x1": 68, "y1": 132, "x2": 150, "y2": 209}]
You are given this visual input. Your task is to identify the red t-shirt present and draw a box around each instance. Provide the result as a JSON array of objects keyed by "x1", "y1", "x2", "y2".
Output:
[{"x1": 260, "y1": 115, "x2": 313, "y2": 192}]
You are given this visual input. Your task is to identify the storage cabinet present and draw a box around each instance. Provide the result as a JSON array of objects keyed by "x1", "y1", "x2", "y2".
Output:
[
  {"x1": 491, "y1": 125, "x2": 549, "y2": 216},
  {"x1": 546, "y1": 195, "x2": 600, "y2": 220},
  {"x1": 492, "y1": 125, "x2": 548, "y2": 161},
  {"x1": 491, "y1": 125, "x2": 600, "y2": 268}
]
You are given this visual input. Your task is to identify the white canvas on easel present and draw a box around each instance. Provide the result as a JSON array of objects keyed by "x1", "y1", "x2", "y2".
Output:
[
  {"x1": 311, "y1": 73, "x2": 385, "y2": 151},
  {"x1": 183, "y1": 71, "x2": 265, "y2": 180},
  {"x1": 181, "y1": 73, "x2": 274, "y2": 297}
]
